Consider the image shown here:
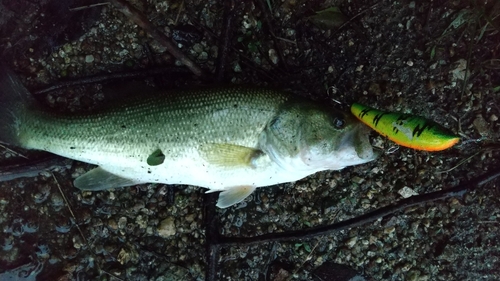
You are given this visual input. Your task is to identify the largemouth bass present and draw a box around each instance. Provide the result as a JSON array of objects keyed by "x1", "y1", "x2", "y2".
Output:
[{"x1": 0, "y1": 67, "x2": 378, "y2": 208}]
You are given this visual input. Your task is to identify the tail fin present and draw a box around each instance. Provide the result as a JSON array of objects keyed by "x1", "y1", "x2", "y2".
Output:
[{"x1": 0, "y1": 66, "x2": 33, "y2": 146}]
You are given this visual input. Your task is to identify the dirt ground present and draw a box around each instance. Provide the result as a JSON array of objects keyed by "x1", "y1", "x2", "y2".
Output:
[{"x1": 0, "y1": 0, "x2": 499, "y2": 280}]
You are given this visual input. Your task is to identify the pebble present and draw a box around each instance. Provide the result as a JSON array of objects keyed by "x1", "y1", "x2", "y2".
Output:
[
  {"x1": 268, "y1": 49, "x2": 278, "y2": 65},
  {"x1": 85, "y1": 55, "x2": 94, "y2": 63},
  {"x1": 108, "y1": 219, "x2": 118, "y2": 230},
  {"x1": 158, "y1": 217, "x2": 176, "y2": 238},
  {"x1": 398, "y1": 186, "x2": 418, "y2": 198},
  {"x1": 346, "y1": 237, "x2": 357, "y2": 248},
  {"x1": 50, "y1": 193, "x2": 64, "y2": 211},
  {"x1": 351, "y1": 176, "x2": 364, "y2": 184},
  {"x1": 473, "y1": 115, "x2": 489, "y2": 136},
  {"x1": 384, "y1": 226, "x2": 396, "y2": 234},
  {"x1": 118, "y1": 217, "x2": 127, "y2": 230}
]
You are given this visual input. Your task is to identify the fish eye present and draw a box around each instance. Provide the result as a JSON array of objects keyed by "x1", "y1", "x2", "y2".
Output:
[{"x1": 332, "y1": 116, "x2": 345, "y2": 129}]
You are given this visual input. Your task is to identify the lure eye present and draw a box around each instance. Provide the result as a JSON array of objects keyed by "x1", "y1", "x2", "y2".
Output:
[{"x1": 332, "y1": 116, "x2": 345, "y2": 129}]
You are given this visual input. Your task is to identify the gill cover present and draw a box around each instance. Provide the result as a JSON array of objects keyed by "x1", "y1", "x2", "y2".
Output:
[{"x1": 260, "y1": 99, "x2": 377, "y2": 172}]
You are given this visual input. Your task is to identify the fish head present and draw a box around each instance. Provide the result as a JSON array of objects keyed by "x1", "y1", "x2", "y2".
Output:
[
  {"x1": 261, "y1": 101, "x2": 379, "y2": 173},
  {"x1": 296, "y1": 106, "x2": 380, "y2": 171}
]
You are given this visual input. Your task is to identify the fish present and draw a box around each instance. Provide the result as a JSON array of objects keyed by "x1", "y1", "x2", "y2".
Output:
[
  {"x1": 0, "y1": 66, "x2": 378, "y2": 208},
  {"x1": 351, "y1": 103, "x2": 460, "y2": 151}
]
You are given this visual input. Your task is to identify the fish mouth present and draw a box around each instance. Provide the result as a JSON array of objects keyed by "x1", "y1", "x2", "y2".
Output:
[
  {"x1": 301, "y1": 122, "x2": 379, "y2": 171},
  {"x1": 336, "y1": 123, "x2": 379, "y2": 165},
  {"x1": 353, "y1": 123, "x2": 379, "y2": 161}
]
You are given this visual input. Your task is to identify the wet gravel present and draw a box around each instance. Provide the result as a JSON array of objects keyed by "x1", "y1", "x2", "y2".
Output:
[{"x1": 1, "y1": 0, "x2": 499, "y2": 280}]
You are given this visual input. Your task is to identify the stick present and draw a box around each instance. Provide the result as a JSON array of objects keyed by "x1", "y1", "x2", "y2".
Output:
[
  {"x1": 214, "y1": 0, "x2": 237, "y2": 82},
  {"x1": 215, "y1": 166, "x2": 500, "y2": 247},
  {"x1": 108, "y1": 0, "x2": 204, "y2": 77},
  {"x1": 0, "y1": 154, "x2": 71, "y2": 182},
  {"x1": 69, "y1": 2, "x2": 110, "y2": 11},
  {"x1": 52, "y1": 173, "x2": 125, "y2": 280},
  {"x1": 203, "y1": 192, "x2": 221, "y2": 281},
  {"x1": 33, "y1": 66, "x2": 192, "y2": 95}
]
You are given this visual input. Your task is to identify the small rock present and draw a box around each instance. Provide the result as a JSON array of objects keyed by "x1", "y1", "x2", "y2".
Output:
[
  {"x1": 407, "y1": 269, "x2": 421, "y2": 281},
  {"x1": 117, "y1": 248, "x2": 130, "y2": 265},
  {"x1": 384, "y1": 226, "x2": 395, "y2": 234},
  {"x1": 473, "y1": 115, "x2": 489, "y2": 137},
  {"x1": 346, "y1": 237, "x2": 357, "y2": 248},
  {"x1": 72, "y1": 236, "x2": 83, "y2": 249},
  {"x1": 449, "y1": 59, "x2": 468, "y2": 81},
  {"x1": 273, "y1": 268, "x2": 291, "y2": 281},
  {"x1": 398, "y1": 186, "x2": 418, "y2": 198},
  {"x1": 108, "y1": 219, "x2": 118, "y2": 230},
  {"x1": 85, "y1": 55, "x2": 94, "y2": 63},
  {"x1": 158, "y1": 217, "x2": 176, "y2": 238},
  {"x1": 269, "y1": 49, "x2": 278, "y2": 65},
  {"x1": 351, "y1": 176, "x2": 364, "y2": 184},
  {"x1": 118, "y1": 217, "x2": 127, "y2": 229},
  {"x1": 401, "y1": 263, "x2": 412, "y2": 272},
  {"x1": 185, "y1": 214, "x2": 195, "y2": 223}
]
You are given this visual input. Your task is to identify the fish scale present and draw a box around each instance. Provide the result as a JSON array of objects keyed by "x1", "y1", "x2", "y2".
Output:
[
  {"x1": 0, "y1": 67, "x2": 377, "y2": 208},
  {"x1": 20, "y1": 87, "x2": 285, "y2": 163}
]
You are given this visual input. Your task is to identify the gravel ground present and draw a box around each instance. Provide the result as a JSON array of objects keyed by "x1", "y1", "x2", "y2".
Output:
[{"x1": 0, "y1": 0, "x2": 499, "y2": 280}]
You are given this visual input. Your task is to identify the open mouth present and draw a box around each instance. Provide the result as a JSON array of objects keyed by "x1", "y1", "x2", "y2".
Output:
[
  {"x1": 353, "y1": 124, "x2": 378, "y2": 161},
  {"x1": 337, "y1": 123, "x2": 379, "y2": 164}
]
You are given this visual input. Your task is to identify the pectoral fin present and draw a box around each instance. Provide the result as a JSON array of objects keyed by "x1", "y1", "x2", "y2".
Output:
[
  {"x1": 74, "y1": 167, "x2": 141, "y2": 191},
  {"x1": 200, "y1": 143, "x2": 263, "y2": 168},
  {"x1": 215, "y1": 185, "x2": 256, "y2": 208}
]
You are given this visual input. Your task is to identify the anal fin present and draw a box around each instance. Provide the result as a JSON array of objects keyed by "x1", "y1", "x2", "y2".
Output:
[
  {"x1": 215, "y1": 185, "x2": 256, "y2": 208},
  {"x1": 74, "y1": 167, "x2": 142, "y2": 191}
]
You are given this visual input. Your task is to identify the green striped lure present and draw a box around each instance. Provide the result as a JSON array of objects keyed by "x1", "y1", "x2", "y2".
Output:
[{"x1": 351, "y1": 103, "x2": 460, "y2": 151}]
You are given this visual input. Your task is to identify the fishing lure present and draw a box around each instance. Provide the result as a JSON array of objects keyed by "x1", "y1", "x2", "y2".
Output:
[{"x1": 351, "y1": 103, "x2": 460, "y2": 151}]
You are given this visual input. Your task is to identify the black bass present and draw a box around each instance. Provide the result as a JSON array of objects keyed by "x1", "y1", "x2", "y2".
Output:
[{"x1": 0, "y1": 67, "x2": 378, "y2": 208}]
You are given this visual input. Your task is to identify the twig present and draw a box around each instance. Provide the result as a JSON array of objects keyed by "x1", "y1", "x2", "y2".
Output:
[
  {"x1": 206, "y1": 244, "x2": 220, "y2": 281},
  {"x1": 254, "y1": 0, "x2": 289, "y2": 72},
  {"x1": 437, "y1": 144, "x2": 500, "y2": 174},
  {"x1": 203, "y1": 192, "x2": 220, "y2": 281},
  {"x1": 293, "y1": 239, "x2": 321, "y2": 277},
  {"x1": 332, "y1": 2, "x2": 380, "y2": 36},
  {"x1": 191, "y1": 18, "x2": 281, "y2": 83},
  {"x1": 69, "y1": 2, "x2": 110, "y2": 11},
  {"x1": 436, "y1": 151, "x2": 482, "y2": 174},
  {"x1": 52, "y1": 173, "x2": 88, "y2": 246},
  {"x1": 215, "y1": 166, "x2": 500, "y2": 247},
  {"x1": 174, "y1": 0, "x2": 184, "y2": 25},
  {"x1": 33, "y1": 66, "x2": 192, "y2": 95},
  {"x1": 215, "y1": 0, "x2": 237, "y2": 82},
  {"x1": 461, "y1": 17, "x2": 477, "y2": 99},
  {"x1": 0, "y1": 143, "x2": 28, "y2": 159},
  {"x1": 52, "y1": 173, "x2": 125, "y2": 281},
  {"x1": 0, "y1": 154, "x2": 71, "y2": 182},
  {"x1": 274, "y1": 36, "x2": 296, "y2": 45},
  {"x1": 108, "y1": 0, "x2": 204, "y2": 77}
]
